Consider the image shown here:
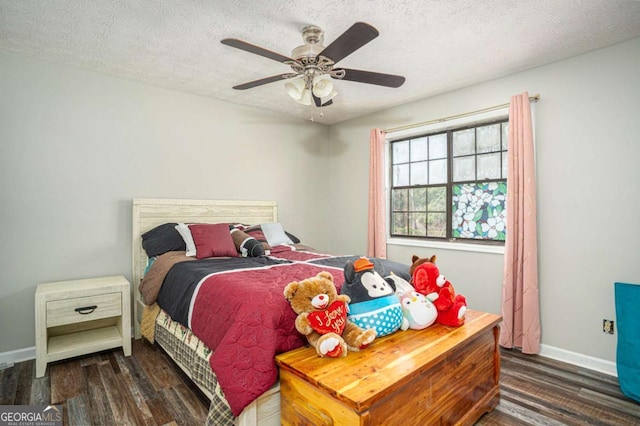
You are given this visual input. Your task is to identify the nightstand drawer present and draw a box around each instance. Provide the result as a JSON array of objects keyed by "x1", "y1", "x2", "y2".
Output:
[{"x1": 46, "y1": 292, "x2": 122, "y2": 327}]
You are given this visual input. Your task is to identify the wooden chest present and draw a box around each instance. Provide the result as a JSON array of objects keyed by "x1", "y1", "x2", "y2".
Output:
[{"x1": 276, "y1": 310, "x2": 501, "y2": 426}]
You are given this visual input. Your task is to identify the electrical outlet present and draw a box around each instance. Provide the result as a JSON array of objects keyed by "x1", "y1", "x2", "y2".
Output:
[{"x1": 603, "y1": 319, "x2": 614, "y2": 335}]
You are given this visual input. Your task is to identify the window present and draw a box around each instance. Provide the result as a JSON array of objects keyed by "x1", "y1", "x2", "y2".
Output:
[{"x1": 390, "y1": 119, "x2": 508, "y2": 244}]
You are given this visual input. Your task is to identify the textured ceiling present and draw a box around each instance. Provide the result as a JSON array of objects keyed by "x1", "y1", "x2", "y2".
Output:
[{"x1": 1, "y1": 0, "x2": 640, "y2": 125}]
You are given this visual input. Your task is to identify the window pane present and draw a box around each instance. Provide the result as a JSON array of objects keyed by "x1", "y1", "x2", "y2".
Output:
[
  {"x1": 453, "y1": 129, "x2": 475, "y2": 156},
  {"x1": 410, "y1": 161, "x2": 428, "y2": 185},
  {"x1": 393, "y1": 164, "x2": 409, "y2": 186},
  {"x1": 477, "y1": 124, "x2": 501, "y2": 153},
  {"x1": 502, "y1": 122, "x2": 509, "y2": 150},
  {"x1": 502, "y1": 151, "x2": 508, "y2": 178},
  {"x1": 410, "y1": 137, "x2": 429, "y2": 162},
  {"x1": 408, "y1": 213, "x2": 427, "y2": 236},
  {"x1": 427, "y1": 187, "x2": 447, "y2": 211},
  {"x1": 393, "y1": 140, "x2": 409, "y2": 164},
  {"x1": 429, "y1": 159, "x2": 447, "y2": 184},
  {"x1": 453, "y1": 156, "x2": 475, "y2": 181},
  {"x1": 427, "y1": 213, "x2": 446, "y2": 237},
  {"x1": 477, "y1": 153, "x2": 501, "y2": 180},
  {"x1": 451, "y1": 182, "x2": 506, "y2": 241},
  {"x1": 392, "y1": 212, "x2": 408, "y2": 235},
  {"x1": 409, "y1": 188, "x2": 426, "y2": 210},
  {"x1": 391, "y1": 189, "x2": 407, "y2": 210},
  {"x1": 429, "y1": 134, "x2": 447, "y2": 159}
]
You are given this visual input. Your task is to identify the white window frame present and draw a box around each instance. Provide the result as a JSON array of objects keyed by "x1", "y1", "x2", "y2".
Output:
[{"x1": 385, "y1": 107, "x2": 509, "y2": 254}]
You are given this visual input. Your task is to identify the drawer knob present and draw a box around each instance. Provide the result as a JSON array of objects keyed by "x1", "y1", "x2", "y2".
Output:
[{"x1": 74, "y1": 305, "x2": 98, "y2": 314}]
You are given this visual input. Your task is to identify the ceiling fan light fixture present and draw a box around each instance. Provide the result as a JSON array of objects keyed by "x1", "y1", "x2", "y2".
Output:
[
  {"x1": 285, "y1": 77, "x2": 306, "y2": 100},
  {"x1": 312, "y1": 74, "x2": 333, "y2": 98},
  {"x1": 297, "y1": 88, "x2": 312, "y2": 106}
]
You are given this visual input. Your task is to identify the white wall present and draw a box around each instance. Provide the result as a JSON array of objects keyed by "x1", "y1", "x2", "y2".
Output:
[
  {"x1": 0, "y1": 52, "x2": 330, "y2": 353},
  {"x1": 328, "y1": 37, "x2": 640, "y2": 363}
]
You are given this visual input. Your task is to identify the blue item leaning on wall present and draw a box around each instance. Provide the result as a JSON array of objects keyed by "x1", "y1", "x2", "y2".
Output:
[{"x1": 614, "y1": 282, "x2": 640, "y2": 403}]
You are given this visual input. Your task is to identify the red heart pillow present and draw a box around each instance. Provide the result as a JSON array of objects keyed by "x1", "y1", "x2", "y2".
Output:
[{"x1": 307, "y1": 301, "x2": 348, "y2": 335}]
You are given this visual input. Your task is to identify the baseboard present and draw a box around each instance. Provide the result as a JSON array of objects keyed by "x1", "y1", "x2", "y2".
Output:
[
  {"x1": 0, "y1": 346, "x2": 35, "y2": 369},
  {"x1": 539, "y1": 344, "x2": 617, "y2": 377}
]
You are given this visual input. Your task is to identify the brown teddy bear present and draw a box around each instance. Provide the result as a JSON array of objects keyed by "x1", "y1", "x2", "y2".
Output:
[{"x1": 283, "y1": 271, "x2": 377, "y2": 358}]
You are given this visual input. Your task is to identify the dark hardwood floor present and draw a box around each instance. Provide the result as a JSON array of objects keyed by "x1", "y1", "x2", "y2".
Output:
[
  {"x1": 477, "y1": 348, "x2": 640, "y2": 426},
  {"x1": 0, "y1": 339, "x2": 209, "y2": 425},
  {"x1": 1, "y1": 340, "x2": 639, "y2": 425}
]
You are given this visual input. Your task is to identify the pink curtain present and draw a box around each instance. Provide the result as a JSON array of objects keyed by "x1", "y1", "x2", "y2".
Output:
[
  {"x1": 367, "y1": 128, "x2": 387, "y2": 258},
  {"x1": 500, "y1": 92, "x2": 541, "y2": 354}
]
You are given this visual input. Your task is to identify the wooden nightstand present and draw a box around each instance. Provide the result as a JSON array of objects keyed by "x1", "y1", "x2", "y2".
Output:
[{"x1": 35, "y1": 275, "x2": 132, "y2": 378}]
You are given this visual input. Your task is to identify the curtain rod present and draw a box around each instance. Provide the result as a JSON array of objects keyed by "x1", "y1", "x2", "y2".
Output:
[{"x1": 384, "y1": 93, "x2": 540, "y2": 133}]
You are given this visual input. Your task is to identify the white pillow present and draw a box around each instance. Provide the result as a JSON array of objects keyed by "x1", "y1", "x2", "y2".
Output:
[
  {"x1": 175, "y1": 223, "x2": 197, "y2": 257},
  {"x1": 261, "y1": 222, "x2": 294, "y2": 246}
]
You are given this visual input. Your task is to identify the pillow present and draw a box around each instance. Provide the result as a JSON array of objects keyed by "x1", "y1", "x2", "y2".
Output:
[
  {"x1": 188, "y1": 223, "x2": 238, "y2": 259},
  {"x1": 243, "y1": 225, "x2": 272, "y2": 254},
  {"x1": 141, "y1": 223, "x2": 186, "y2": 257},
  {"x1": 175, "y1": 223, "x2": 197, "y2": 257},
  {"x1": 261, "y1": 222, "x2": 294, "y2": 246},
  {"x1": 230, "y1": 228, "x2": 265, "y2": 257}
]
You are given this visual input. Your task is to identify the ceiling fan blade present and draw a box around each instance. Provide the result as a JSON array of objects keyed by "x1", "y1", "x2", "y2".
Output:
[
  {"x1": 313, "y1": 94, "x2": 334, "y2": 107},
  {"x1": 318, "y1": 22, "x2": 379, "y2": 64},
  {"x1": 232, "y1": 74, "x2": 289, "y2": 90},
  {"x1": 221, "y1": 38, "x2": 295, "y2": 64},
  {"x1": 337, "y1": 68, "x2": 406, "y2": 88}
]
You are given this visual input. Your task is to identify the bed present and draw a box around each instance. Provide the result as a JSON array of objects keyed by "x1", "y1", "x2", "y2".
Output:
[{"x1": 131, "y1": 198, "x2": 413, "y2": 425}]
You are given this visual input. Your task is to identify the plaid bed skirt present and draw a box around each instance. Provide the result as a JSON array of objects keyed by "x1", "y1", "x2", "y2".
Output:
[{"x1": 154, "y1": 310, "x2": 236, "y2": 425}]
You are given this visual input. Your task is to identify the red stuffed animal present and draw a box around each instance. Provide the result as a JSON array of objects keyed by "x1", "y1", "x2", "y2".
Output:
[{"x1": 410, "y1": 255, "x2": 467, "y2": 327}]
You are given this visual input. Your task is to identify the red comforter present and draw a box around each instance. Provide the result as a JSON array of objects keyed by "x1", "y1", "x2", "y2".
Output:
[{"x1": 191, "y1": 260, "x2": 344, "y2": 416}]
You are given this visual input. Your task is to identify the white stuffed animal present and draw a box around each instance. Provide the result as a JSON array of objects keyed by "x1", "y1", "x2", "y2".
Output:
[{"x1": 386, "y1": 273, "x2": 437, "y2": 330}]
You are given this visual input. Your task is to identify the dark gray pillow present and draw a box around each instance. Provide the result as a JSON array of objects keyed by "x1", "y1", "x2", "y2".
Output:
[{"x1": 141, "y1": 223, "x2": 186, "y2": 257}]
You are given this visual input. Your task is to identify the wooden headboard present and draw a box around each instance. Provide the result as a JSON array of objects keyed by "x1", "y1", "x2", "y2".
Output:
[{"x1": 131, "y1": 198, "x2": 278, "y2": 338}]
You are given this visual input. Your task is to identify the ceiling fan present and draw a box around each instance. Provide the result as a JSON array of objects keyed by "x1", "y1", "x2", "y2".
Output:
[{"x1": 221, "y1": 22, "x2": 405, "y2": 108}]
